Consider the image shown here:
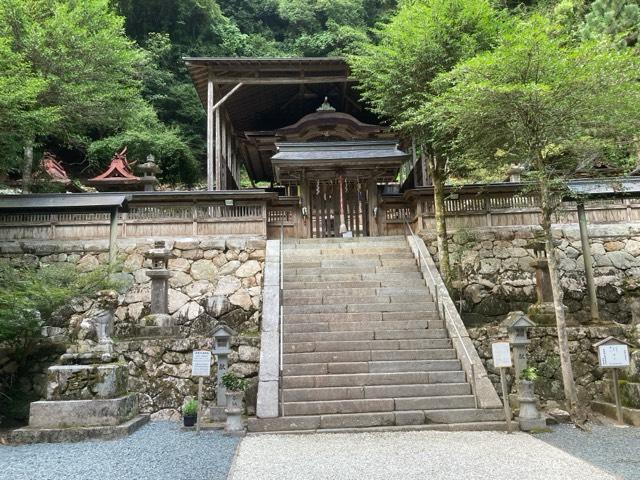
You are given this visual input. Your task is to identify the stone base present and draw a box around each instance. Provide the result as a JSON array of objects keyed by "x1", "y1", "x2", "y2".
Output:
[
  {"x1": 29, "y1": 394, "x2": 138, "y2": 428},
  {"x1": 136, "y1": 325, "x2": 181, "y2": 337},
  {"x1": 206, "y1": 405, "x2": 227, "y2": 422},
  {"x1": 6, "y1": 414, "x2": 149, "y2": 444},
  {"x1": 518, "y1": 416, "x2": 548, "y2": 431},
  {"x1": 527, "y1": 303, "x2": 556, "y2": 326},
  {"x1": 47, "y1": 364, "x2": 128, "y2": 400},
  {"x1": 592, "y1": 400, "x2": 640, "y2": 426}
]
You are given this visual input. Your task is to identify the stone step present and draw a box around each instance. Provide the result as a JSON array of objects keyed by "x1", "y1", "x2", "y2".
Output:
[
  {"x1": 283, "y1": 349, "x2": 457, "y2": 365},
  {"x1": 283, "y1": 302, "x2": 435, "y2": 315},
  {"x1": 283, "y1": 279, "x2": 427, "y2": 290},
  {"x1": 284, "y1": 264, "x2": 419, "y2": 276},
  {"x1": 282, "y1": 359, "x2": 462, "y2": 376},
  {"x1": 285, "y1": 238, "x2": 407, "y2": 246},
  {"x1": 282, "y1": 371, "x2": 466, "y2": 389},
  {"x1": 282, "y1": 383, "x2": 471, "y2": 402},
  {"x1": 284, "y1": 271, "x2": 423, "y2": 283},
  {"x1": 283, "y1": 247, "x2": 411, "y2": 256},
  {"x1": 282, "y1": 287, "x2": 430, "y2": 299},
  {"x1": 248, "y1": 413, "x2": 507, "y2": 433},
  {"x1": 288, "y1": 235, "x2": 405, "y2": 244},
  {"x1": 284, "y1": 320, "x2": 443, "y2": 334},
  {"x1": 282, "y1": 250, "x2": 415, "y2": 262},
  {"x1": 283, "y1": 338, "x2": 452, "y2": 354},
  {"x1": 284, "y1": 329, "x2": 448, "y2": 343},
  {"x1": 284, "y1": 242, "x2": 408, "y2": 250},
  {"x1": 283, "y1": 295, "x2": 432, "y2": 307},
  {"x1": 281, "y1": 395, "x2": 476, "y2": 416},
  {"x1": 284, "y1": 311, "x2": 439, "y2": 324}
]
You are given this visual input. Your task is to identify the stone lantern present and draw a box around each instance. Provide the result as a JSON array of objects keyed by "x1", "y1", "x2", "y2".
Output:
[
  {"x1": 502, "y1": 311, "x2": 536, "y2": 379},
  {"x1": 527, "y1": 240, "x2": 556, "y2": 325},
  {"x1": 139, "y1": 154, "x2": 161, "y2": 192},
  {"x1": 138, "y1": 240, "x2": 177, "y2": 336},
  {"x1": 208, "y1": 324, "x2": 236, "y2": 422}
]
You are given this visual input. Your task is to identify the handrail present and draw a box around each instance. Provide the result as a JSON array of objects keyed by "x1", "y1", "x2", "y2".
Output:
[
  {"x1": 278, "y1": 220, "x2": 284, "y2": 416},
  {"x1": 404, "y1": 217, "x2": 479, "y2": 409}
]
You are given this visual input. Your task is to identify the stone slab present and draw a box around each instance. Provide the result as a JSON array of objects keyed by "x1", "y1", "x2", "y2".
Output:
[
  {"x1": 591, "y1": 400, "x2": 640, "y2": 426},
  {"x1": 29, "y1": 394, "x2": 138, "y2": 428},
  {"x1": 47, "y1": 364, "x2": 128, "y2": 400},
  {"x1": 7, "y1": 414, "x2": 149, "y2": 444}
]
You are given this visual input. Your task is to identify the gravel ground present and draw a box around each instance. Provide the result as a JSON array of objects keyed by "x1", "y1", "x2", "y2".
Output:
[
  {"x1": 229, "y1": 430, "x2": 615, "y2": 480},
  {"x1": 0, "y1": 422, "x2": 239, "y2": 480},
  {"x1": 537, "y1": 424, "x2": 640, "y2": 480}
]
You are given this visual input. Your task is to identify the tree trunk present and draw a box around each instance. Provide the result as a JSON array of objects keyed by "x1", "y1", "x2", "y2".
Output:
[
  {"x1": 539, "y1": 179, "x2": 579, "y2": 418},
  {"x1": 428, "y1": 155, "x2": 451, "y2": 285},
  {"x1": 22, "y1": 139, "x2": 34, "y2": 194}
]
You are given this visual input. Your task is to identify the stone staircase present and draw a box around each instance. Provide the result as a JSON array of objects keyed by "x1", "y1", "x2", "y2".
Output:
[{"x1": 249, "y1": 236, "x2": 504, "y2": 432}]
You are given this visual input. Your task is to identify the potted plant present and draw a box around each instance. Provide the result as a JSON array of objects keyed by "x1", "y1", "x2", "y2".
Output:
[
  {"x1": 518, "y1": 367, "x2": 546, "y2": 431},
  {"x1": 222, "y1": 371, "x2": 247, "y2": 434},
  {"x1": 181, "y1": 398, "x2": 198, "y2": 427}
]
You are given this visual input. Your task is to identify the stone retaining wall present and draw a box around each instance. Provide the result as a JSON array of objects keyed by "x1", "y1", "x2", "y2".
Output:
[
  {"x1": 0, "y1": 236, "x2": 265, "y2": 420},
  {"x1": 469, "y1": 324, "x2": 636, "y2": 405},
  {"x1": 421, "y1": 223, "x2": 640, "y2": 325}
]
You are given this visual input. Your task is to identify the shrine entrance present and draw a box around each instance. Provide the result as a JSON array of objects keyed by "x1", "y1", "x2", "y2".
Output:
[{"x1": 309, "y1": 178, "x2": 369, "y2": 238}]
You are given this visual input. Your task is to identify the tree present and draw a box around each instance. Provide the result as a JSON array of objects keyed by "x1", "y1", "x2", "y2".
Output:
[
  {"x1": 0, "y1": 37, "x2": 56, "y2": 176},
  {"x1": 431, "y1": 14, "x2": 640, "y2": 417},
  {"x1": 581, "y1": 0, "x2": 640, "y2": 47},
  {"x1": 349, "y1": 0, "x2": 502, "y2": 283}
]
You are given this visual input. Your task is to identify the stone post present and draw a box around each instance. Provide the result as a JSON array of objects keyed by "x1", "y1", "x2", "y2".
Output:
[
  {"x1": 527, "y1": 242, "x2": 556, "y2": 325},
  {"x1": 208, "y1": 324, "x2": 236, "y2": 422},
  {"x1": 145, "y1": 241, "x2": 172, "y2": 315}
]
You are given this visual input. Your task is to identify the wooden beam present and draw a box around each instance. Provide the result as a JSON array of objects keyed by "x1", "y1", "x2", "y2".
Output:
[
  {"x1": 211, "y1": 82, "x2": 243, "y2": 112},
  {"x1": 215, "y1": 106, "x2": 222, "y2": 190},
  {"x1": 207, "y1": 68, "x2": 214, "y2": 191},
  {"x1": 213, "y1": 76, "x2": 355, "y2": 85}
]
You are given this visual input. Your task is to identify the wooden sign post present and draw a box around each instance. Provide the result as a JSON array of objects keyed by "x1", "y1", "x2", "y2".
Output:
[
  {"x1": 492, "y1": 341, "x2": 513, "y2": 434},
  {"x1": 594, "y1": 337, "x2": 631, "y2": 426},
  {"x1": 191, "y1": 350, "x2": 212, "y2": 434}
]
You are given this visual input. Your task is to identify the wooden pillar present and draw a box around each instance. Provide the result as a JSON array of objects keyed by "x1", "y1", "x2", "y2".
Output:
[
  {"x1": 577, "y1": 201, "x2": 599, "y2": 321},
  {"x1": 206, "y1": 69, "x2": 214, "y2": 191},
  {"x1": 300, "y1": 173, "x2": 311, "y2": 238},
  {"x1": 215, "y1": 106, "x2": 222, "y2": 190},
  {"x1": 420, "y1": 151, "x2": 428, "y2": 186},
  {"x1": 367, "y1": 178, "x2": 379, "y2": 237},
  {"x1": 411, "y1": 136, "x2": 418, "y2": 188},
  {"x1": 109, "y1": 207, "x2": 118, "y2": 266}
]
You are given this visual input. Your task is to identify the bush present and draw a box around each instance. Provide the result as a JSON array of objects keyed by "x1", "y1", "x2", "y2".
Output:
[{"x1": 0, "y1": 262, "x2": 121, "y2": 362}]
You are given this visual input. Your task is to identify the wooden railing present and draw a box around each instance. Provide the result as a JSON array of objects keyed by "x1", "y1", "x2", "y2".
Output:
[{"x1": 0, "y1": 191, "x2": 276, "y2": 241}]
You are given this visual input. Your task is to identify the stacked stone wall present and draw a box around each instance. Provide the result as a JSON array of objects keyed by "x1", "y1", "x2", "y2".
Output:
[
  {"x1": 0, "y1": 236, "x2": 265, "y2": 420},
  {"x1": 420, "y1": 223, "x2": 640, "y2": 325},
  {"x1": 468, "y1": 324, "x2": 635, "y2": 405}
]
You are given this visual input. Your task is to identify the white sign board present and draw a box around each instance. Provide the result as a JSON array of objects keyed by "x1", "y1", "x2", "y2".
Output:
[
  {"x1": 191, "y1": 350, "x2": 212, "y2": 377},
  {"x1": 599, "y1": 344, "x2": 630, "y2": 368},
  {"x1": 492, "y1": 342, "x2": 512, "y2": 368}
]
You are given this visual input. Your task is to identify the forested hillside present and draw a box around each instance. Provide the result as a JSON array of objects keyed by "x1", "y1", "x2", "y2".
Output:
[{"x1": 0, "y1": 0, "x2": 638, "y2": 188}]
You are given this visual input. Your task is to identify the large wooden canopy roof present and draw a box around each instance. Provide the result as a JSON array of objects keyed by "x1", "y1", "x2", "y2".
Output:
[{"x1": 184, "y1": 57, "x2": 389, "y2": 183}]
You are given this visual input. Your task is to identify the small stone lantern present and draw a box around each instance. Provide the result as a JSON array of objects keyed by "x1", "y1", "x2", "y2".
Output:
[
  {"x1": 139, "y1": 154, "x2": 161, "y2": 192},
  {"x1": 502, "y1": 311, "x2": 536, "y2": 379},
  {"x1": 138, "y1": 241, "x2": 176, "y2": 336},
  {"x1": 208, "y1": 324, "x2": 236, "y2": 422}
]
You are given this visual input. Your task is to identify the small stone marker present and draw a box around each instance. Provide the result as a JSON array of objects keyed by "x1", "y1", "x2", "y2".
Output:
[
  {"x1": 191, "y1": 350, "x2": 212, "y2": 434},
  {"x1": 492, "y1": 342, "x2": 513, "y2": 434},
  {"x1": 594, "y1": 336, "x2": 631, "y2": 425}
]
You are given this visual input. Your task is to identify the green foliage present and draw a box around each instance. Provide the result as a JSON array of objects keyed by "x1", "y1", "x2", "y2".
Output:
[
  {"x1": 581, "y1": 0, "x2": 640, "y2": 47},
  {"x1": 222, "y1": 371, "x2": 247, "y2": 392},
  {"x1": 520, "y1": 367, "x2": 539, "y2": 381},
  {"x1": 432, "y1": 14, "x2": 640, "y2": 186},
  {"x1": 181, "y1": 398, "x2": 198, "y2": 416},
  {"x1": 0, "y1": 262, "x2": 120, "y2": 361}
]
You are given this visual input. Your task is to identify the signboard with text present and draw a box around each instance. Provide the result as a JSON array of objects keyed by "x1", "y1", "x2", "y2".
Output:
[
  {"x1": 492, "y1": 342, "x2": 512, "y2": 368},
  {"x1": 191, "y1": 350, "x2": 212, "y2": 377},
  {"x1": 598, "y1": 344, "x2": 630, "y2": 368}
]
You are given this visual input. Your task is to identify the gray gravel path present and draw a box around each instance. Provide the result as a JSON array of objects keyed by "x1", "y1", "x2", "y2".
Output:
[
  {"x1": 229, "y1": 430, "x2": 616, "y2": 480},
  {"x1": 537, "y1": 424, "x2": 640, "y2": 480},
  {"x1": 0, "y1": 421, "x2": 239, "y2": 480}
]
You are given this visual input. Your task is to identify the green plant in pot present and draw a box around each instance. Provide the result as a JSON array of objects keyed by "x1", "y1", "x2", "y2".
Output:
[
  {"x1": 222, "y1": 371, "x2": 247, "y2": 435},
  {"x1": 181, "y1": 398, "x2": 198, "y2": 427}
]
